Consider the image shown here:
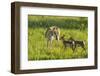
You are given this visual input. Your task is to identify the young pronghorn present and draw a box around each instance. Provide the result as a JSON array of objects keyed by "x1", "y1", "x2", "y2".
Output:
[
  {"x1": 60, "y1": 35, "x2": 75, "y2": 51},
  {"x1": 45, "y1": 26, "x2": 60, "y2": 48}
]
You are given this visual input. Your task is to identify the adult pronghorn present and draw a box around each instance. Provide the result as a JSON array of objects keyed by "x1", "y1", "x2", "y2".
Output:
[{"x1": 45, "y1": 26, "x2": 60, "y2": 48}]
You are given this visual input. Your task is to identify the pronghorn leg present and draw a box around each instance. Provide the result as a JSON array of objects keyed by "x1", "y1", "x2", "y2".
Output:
[
  {"x1": 47, "y1": 40, "x2": 48, "y2": 48},
  {"x1": 50, "y1": 40, "x2": 52, "y2": 49},
  {"x1": 82, "y1": 45, "x2": 85, "y2": 50},
  {"x1": 47, "y1": 40, "x2": 49, "y2": 48},
  {"x1": 56, "y1": 40, "x2": 59, "y2": 47},
  {"x1": 55, "y1": 36, "x2": 59, "y2": 48},
  {"x1": 72, "y1": 44, "x2": 74, "y2": 52},
  {"x1": 64, "y1": 45, "x2": 67, "y2": 50}
]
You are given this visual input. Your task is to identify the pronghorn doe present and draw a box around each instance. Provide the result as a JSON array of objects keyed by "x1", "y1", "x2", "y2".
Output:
[
  {"x1": 45, "y1": 26, "x2": 60, "y2": 48},
  {"x1": 60, "y1": 35, "x2": 75, "y2": 51}
]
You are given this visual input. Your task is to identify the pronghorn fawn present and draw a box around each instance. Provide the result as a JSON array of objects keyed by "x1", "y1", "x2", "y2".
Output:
[{"x1": 45, "y1": 26, "x2": 60, "y2": 48}]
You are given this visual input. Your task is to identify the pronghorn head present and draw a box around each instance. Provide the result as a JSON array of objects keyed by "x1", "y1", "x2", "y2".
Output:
[
  {"x1": 68, "y1": 36, "x2": 74, "y2": 41},
  {"x1": 52, "y1": 26, "x2": 60, "y2": 41},
  {"x1": 60, "y1": 35, "x2": 65, "y2": 40},
  {"x1": 45, "y1": 26, "x2": 60, "y2": 41}
]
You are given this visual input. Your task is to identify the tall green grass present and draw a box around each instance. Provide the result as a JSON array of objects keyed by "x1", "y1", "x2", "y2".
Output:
[{"x1": 28, "y1": 15, "x2": 88, "y2": 60}]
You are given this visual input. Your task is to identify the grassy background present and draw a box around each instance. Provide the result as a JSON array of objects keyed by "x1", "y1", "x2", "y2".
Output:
[{"x1": 28, "y1": 15, "x2": 88, "y2": 60}]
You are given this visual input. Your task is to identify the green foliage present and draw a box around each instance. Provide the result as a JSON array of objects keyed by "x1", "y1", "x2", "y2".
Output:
[
  {"x1": 28, "y1": 15, "x2": 88, "y2": 60},
  {"x1": 28, "y1": 15, "x2": 88, "y2": 29}
]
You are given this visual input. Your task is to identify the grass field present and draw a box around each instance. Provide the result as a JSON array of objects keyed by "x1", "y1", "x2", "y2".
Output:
[{"x1": 28, "y1": 15, "x2": 88, "y2": 60}]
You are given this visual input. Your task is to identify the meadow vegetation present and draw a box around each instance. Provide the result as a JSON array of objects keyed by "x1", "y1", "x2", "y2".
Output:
[{"x1": 28, "y1": 15, "x2": 88, "y2": 60}]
